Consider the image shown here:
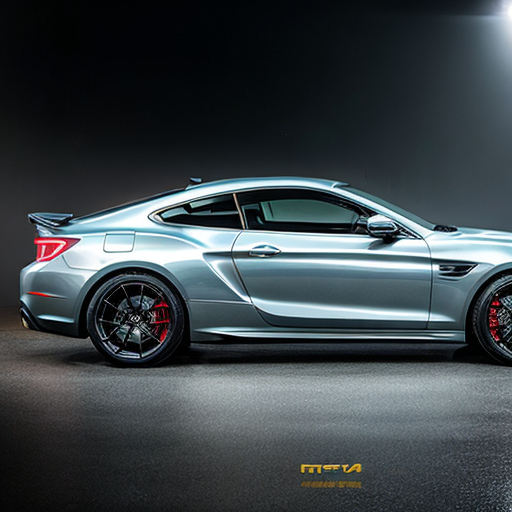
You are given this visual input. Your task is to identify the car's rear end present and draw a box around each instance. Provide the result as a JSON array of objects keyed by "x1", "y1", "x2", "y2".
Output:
[{"x1": 20, "y1": 212, "x2": 93, "y2": 337}]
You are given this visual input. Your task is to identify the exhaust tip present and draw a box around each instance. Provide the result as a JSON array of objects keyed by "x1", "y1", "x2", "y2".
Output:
[{"x1": 19, "y1": 302, "x2": 40, "y2": 332}]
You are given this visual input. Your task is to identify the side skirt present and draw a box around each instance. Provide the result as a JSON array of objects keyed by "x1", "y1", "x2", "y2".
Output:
[{"x1": 194, "y1": 328, "x2": 466, "y2": 343}]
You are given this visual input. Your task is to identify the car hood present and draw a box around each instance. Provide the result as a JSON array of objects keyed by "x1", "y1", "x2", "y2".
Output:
[
  {"x1": 442, "y1": 227, "x2": 512, "y2": 243},
  {"x1": 425, "y1": 226, "x2": 512, "y2": 267}
]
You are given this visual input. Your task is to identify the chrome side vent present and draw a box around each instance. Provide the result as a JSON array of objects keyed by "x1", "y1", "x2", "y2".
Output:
[{"x1": 439, "y1": 263, "x2": 477, "y2": 278}]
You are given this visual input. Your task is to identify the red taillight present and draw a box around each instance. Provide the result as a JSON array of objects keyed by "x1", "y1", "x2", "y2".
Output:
[{"x1": 34, "y1": 238, "x2": 80, "y2": 262}]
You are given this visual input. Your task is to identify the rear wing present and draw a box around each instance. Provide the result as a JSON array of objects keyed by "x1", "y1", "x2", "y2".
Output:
[{"x1": 28, "y1": 212, "x2": 74, "y2": 229}]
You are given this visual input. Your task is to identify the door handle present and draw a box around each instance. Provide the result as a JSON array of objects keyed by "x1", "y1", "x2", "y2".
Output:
[{"x1": 249, "y1": 245, "x2": 282, "y2": 257}]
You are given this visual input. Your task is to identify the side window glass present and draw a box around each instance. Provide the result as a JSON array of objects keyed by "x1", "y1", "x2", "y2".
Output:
[
  {"x1": 160, "y1": 194, "x2": 242, "y2": 229},
  {"x1": 260, "y1": 199, "x2": 357, "y2": 224},
  {"x1": 238, "y1": 189, "x2": 368, "y2": 234}
]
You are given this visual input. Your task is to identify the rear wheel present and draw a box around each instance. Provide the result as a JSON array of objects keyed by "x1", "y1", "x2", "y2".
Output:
[
  {"x1": 87, "y1": 273, "x2": 184, "y2": 366},
  {"x1": 472, "y1": 274, "x2": 512, "y2": 365}
]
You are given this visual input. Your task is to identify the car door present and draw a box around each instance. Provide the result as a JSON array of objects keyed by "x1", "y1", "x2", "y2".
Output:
[{"x1": 232, "y1": 188, "x2": 432, "y2": 329}]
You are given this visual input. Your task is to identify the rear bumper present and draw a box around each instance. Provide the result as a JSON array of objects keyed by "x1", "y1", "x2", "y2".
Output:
[
  {"x1": 18, "y1": 299, "x2": 87, "y2": 338},
  {"x1": 20, "y1": 257, "x2": 95, "y2": 338}
]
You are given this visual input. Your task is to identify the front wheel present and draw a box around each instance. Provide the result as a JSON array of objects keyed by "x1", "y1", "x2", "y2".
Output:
[
  {"x1": 87, "y1": 273, "x2": 184, "y2": 366},
  {"x1": 472, "y1": 274, "x2": 512, "y2": 365}
]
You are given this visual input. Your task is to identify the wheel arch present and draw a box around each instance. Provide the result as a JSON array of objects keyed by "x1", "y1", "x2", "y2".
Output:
[
  {"x1": 77, "y1": 263, "x2": 190, "y2": 339},
  {"x1": 465, "y1": 266, "x2": 512, "y2": 338}
]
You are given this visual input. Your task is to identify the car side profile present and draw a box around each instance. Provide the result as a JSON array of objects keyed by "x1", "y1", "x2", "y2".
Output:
[{"x1": 19, "y1": 176, "x2": 512, "y2": 366}]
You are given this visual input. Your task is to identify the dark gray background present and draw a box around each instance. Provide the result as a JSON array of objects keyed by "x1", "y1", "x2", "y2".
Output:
[{"x1": 3, "y1": 0, "x2": 512, "y2": 307}]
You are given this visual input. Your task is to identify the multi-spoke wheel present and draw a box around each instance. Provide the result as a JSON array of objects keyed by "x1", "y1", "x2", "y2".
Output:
[
  {"x1": 87, "y1": 273, "x2": 184, "y2": 366},
  {"x1": 472, "y1": 274, "x2": 512, "y2": 365}
]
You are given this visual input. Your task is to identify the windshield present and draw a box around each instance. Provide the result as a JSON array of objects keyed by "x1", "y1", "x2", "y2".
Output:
[{"x1": 341, "y1": 186, "x2": 436, "y2": 231}]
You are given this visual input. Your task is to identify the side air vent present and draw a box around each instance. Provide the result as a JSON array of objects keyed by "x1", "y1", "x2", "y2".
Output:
[{"x1": 438, "y1": 263, "x2": 476, "y2": 278}]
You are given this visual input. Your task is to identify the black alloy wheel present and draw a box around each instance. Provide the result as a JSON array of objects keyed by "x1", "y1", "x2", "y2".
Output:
[
  {"x1": 87, "y1": 273, "x2": 184, "y2": 366},
  {"x1": 472, "y1": 274, "x2": 512, "y2": 365}
]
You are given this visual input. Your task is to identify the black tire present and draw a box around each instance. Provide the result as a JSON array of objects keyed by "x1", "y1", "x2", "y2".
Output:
[
  {"x1": 472, "y1": 274, "x2": 512, "y2": 365},
  {"x1": 87, "y1": 273, "x2": 184, "y2": 366}
]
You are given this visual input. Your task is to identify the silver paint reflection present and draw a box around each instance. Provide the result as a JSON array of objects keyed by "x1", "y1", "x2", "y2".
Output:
[{"x1": 19, "y1": 176, "x2": 512, "y2": 343}]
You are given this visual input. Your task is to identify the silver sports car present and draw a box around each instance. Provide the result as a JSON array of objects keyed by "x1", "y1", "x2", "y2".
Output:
[{"x1": 19, "y1": 176, "x2": 512, "y2": 366}]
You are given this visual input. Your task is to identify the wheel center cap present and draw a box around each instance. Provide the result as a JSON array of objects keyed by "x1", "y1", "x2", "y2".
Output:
[{"x1": 129, "y1": 314, "x2": 141, "y2": 324}]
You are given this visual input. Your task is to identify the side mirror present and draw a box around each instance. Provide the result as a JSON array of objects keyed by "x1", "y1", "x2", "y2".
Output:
[{"x1": 367, "y1": 214, "x2": 400, "y2": 240}]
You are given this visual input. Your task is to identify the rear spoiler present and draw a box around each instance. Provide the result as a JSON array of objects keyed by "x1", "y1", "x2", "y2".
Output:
[{"x1": 28, "y1": 212, "x2": 74, "y2": 229}]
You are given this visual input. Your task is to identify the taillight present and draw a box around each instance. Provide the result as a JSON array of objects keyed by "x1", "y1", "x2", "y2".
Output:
[{"x1": 34, "y1": 238, "x2": 80, "y2": 262}]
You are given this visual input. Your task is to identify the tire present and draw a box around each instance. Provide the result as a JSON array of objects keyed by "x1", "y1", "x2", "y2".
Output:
[
  {"x1": 472, "y1": 274, "x2": 512, "y2": 365},
  {"x1": 87, "y1": 273, "x2": 184, "y2": 366}
]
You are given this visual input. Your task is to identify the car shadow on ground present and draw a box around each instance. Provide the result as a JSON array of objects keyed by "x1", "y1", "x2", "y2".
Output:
[
  {"x1": 62, "y1": 341, "x2": 497, "y2": 367},
  {"x1": 171, "y1": 343, "x2": 495, "y2": 366}
]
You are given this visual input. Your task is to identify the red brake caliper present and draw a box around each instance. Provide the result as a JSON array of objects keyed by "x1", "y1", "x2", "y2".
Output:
[
  {"x1": 151, "y1": 302, "x2": 170, "y2": 342},
  {"x1": 489, "y1": 296, "x2": 501, "y2": 341}
]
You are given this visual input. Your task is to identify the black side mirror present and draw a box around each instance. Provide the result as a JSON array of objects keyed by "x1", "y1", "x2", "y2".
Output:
[{"x1": 367, "y1": 214, "x2": 400, "y2": 240}]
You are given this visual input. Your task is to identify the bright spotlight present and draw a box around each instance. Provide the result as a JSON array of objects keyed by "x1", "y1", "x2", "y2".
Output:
[{"x1": 508, "y1": 4, "x2": 512, "y2": 19}]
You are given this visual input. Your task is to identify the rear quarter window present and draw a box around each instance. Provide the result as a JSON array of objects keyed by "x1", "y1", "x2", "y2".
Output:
[{"x1": 159, "y1": 194, "x2": 242, "y2": 229}]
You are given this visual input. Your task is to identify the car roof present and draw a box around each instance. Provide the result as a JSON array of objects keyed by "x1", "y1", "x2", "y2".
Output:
[
  {"x1": 171, "y1": 176, "x2": 348, "y2": 202},
  {"x1": 188, "y1": 176, "x2": 345, "y2": 191}
]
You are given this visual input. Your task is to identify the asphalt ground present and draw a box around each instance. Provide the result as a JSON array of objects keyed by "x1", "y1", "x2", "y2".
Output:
[{"x1": 1, "y1": 308, "x2": 512, "y2": 511}]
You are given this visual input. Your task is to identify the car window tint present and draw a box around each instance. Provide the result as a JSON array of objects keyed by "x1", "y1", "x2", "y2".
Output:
[
  {"x1": 237, "y1": 189, "x2": 367, "y2": 234},
  {"x1": 260, "y1": 199, "x2": 356, "y2": 224},
  {"x1": 160, "y1": 194, "x2": 242, "y2": 229}
]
